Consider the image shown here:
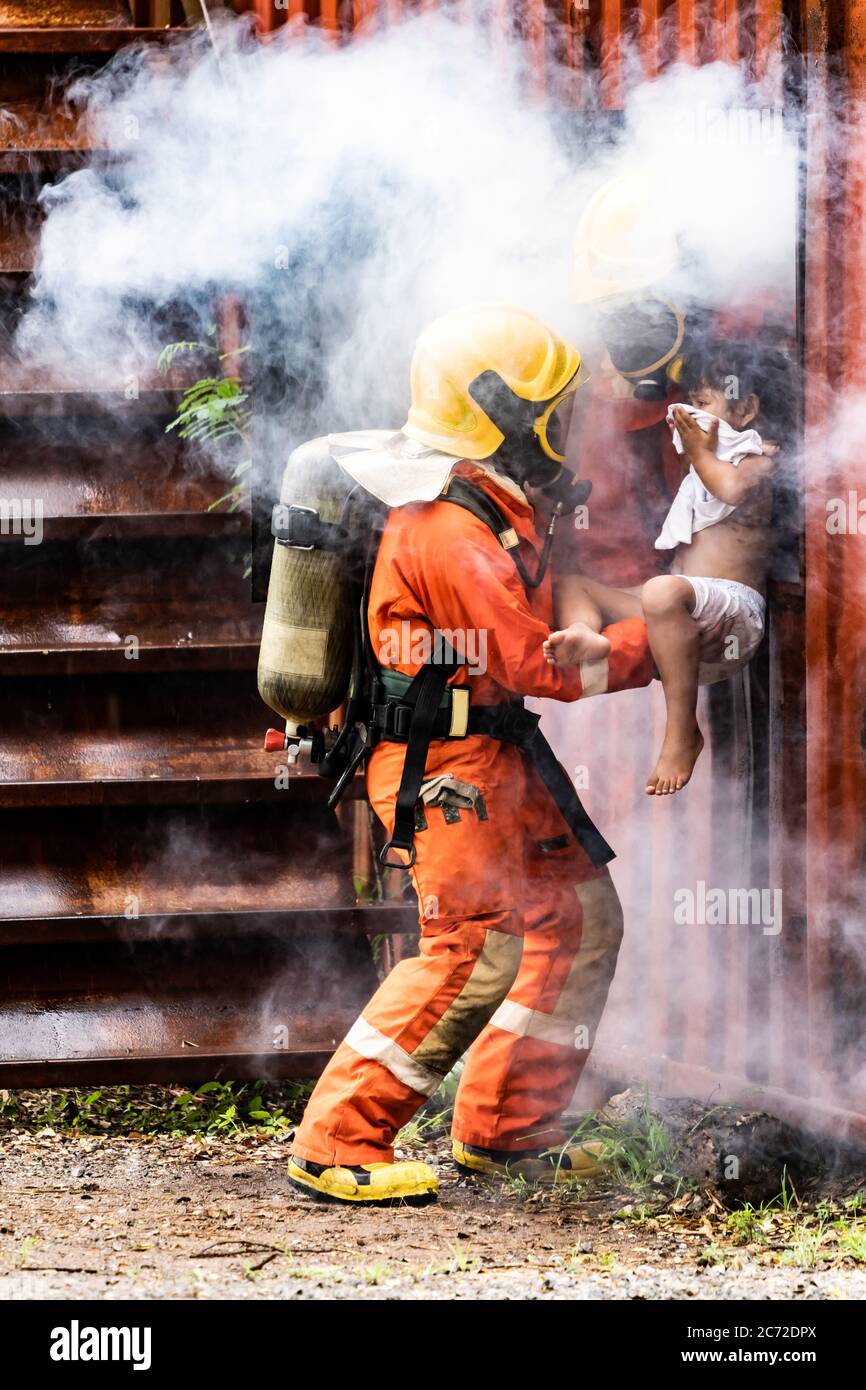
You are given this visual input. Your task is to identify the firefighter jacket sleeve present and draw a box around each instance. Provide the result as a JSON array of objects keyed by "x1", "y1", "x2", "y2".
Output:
[{"x1": 402, "y1": 500, "x2": 655, "y2": 702}]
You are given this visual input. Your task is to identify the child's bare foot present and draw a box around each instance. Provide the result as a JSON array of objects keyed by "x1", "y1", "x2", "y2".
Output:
[
  {"x1": 543, "y1": 624, "x2": 611, "y2": 666},
  {"x1": 645, "y1": 726, "x2": 705, "y2": 795}
]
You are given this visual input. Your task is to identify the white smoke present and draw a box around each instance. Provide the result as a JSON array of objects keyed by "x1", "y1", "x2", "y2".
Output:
[{"x1": 16, "y1": 8, "x2": 798, "y2": 470}]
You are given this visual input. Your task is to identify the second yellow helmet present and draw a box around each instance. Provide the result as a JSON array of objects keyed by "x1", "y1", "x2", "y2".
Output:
[{"x1": 573, "y1": 172, "x2": 678, "y2": 304}]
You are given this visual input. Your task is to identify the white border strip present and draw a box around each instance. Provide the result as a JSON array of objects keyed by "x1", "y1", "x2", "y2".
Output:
[
  {"x1": 345, "y1": 1017, "x2": 442, "y2": 1097},
  {"x1": 579, "y1": 655, "x2": 610, "y2": 698},
  {"x1": 490, "y1": 999, "x2": 580, "y2": 1048}
]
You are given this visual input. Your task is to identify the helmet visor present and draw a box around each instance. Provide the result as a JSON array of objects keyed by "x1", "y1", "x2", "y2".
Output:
[{"x1": 533, "y1": 362, "x2": 590, "y2": 463}]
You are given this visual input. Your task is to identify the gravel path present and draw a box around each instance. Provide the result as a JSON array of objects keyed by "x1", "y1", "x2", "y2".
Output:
[
  {"x1": 3, "y1": 1263, "x2": 865, "y2": 1301},
  {"x1": 2, "y1": 1126, "x2": 864, "y2": 1300}
]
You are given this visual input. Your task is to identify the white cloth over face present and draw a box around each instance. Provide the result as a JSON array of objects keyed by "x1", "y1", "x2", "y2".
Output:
[{"x1": 655, "y1": 405, "x2": 764, "y2": 551}]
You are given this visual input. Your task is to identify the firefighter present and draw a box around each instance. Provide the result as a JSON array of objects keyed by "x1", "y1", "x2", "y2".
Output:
[
  {"x1": 561, "y1": 171, "x2": 689, "y2": 594},
  {"x1": 287, "y1": 305, "x2": 655, "y2": 1205}
]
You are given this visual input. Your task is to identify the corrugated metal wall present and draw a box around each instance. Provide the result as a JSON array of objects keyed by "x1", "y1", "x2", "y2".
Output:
[
  {"x1": 800, "y1": 0, "x2": 866, "y2": 1129},
  {"x1": 233, "y1": 0, "x2": 864, "y2": 1135}
]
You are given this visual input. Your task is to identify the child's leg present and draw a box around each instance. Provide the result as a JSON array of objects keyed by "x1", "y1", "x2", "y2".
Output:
[
  {"x1": 545, "y1": 578, "x2": 643, "y2": 666},
  {"x1": 641, "y1": 575, "x2": 703, "y2": 795}
]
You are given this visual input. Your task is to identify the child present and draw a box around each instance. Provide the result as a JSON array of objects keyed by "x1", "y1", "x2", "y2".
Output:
[{"x1": 543, "y1": 342, "x2": 792, "y2": 796}]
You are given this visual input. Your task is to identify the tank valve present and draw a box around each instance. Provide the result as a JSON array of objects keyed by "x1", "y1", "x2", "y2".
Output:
[{"x1": 263, "y1": 727, "x2": 328, "y2": 763}]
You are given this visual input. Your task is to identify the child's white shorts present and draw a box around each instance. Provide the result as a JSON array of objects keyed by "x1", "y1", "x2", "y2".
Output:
[{"x1": 680, "y1": 576, "x2": 767, "y2": 686}]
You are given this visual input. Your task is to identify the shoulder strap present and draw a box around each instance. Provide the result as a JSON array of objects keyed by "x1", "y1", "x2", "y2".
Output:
[
  {"x1": 441, "y1": 476, "x2": 522, "y2": 553},
  {"x1": 440, "y1": 476, "x2": 560, "y2": 591}
]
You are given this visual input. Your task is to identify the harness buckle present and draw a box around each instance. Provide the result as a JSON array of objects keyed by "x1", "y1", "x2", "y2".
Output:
[
  {"x1": 372, "y1": 700, "x2": 413, "y2": 740},
  {"x1": 379, "y1": 837, "x2": 417, "y2": 869},
  {"x1": 271, "y1": 503, "x2": 319, "y2": 550}
]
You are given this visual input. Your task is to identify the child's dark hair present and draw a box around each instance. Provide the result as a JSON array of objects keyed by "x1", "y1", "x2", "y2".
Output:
[{"x1": 679, "y1": 339, "x2": 797, "y2": 449}]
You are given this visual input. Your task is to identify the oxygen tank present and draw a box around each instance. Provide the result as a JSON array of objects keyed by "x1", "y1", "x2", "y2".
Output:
[{"x1": 257, "y1": 436, "x2": 354, "y2": 727}]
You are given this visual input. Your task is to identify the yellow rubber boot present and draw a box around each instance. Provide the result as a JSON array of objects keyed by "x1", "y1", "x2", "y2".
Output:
[
  {"x1": 452, "y1": 1139, "x2": 606, "y2": 1184},
  {"x1": 287, "y1": 1155, "x2": 438, "y2": 1205}
]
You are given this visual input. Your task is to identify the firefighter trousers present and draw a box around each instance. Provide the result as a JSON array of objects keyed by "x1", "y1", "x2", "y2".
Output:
[{"x1": 291, "y1": 741, "x2": 623, "y2": 1166}]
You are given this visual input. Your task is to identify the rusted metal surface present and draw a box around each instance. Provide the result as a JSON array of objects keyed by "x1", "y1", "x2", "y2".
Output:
[
  {"x1": 0, "y1": 802, "x2": 354, "y2": 919},
  {"x1": 0, "y1": 6, "x2": 188, "y2": 54},
  {"x1": 0, "y1": 1, "x2": 381, "y2": 1083},
  {"x1": 0, "y1": 538, "x2": 262, "y2": 664},
  {"x1": 801, "y1": 0, "x2": 866, "y2": 1115},
  {"x1": 0, "y1": 28, "x2": 177, "y2": 52},
  {"x1": 0, "y1": 435, "x2": 243, "y2": 534},
  {"x1": 0, "y1": 190, "x2": 42, "y2": 272},
  {"x1": 0, "y1": 61, "x2": 104, "y2": 170},
  {"x1": 0, "y1": 2, "x2": 132, "y2": 23},
  {"x1": 0, "y1": 925, "x2": 380, "y2": 1085},
  {"x1": 0, "y1": 673, "x2": 310, "y2": 805}
]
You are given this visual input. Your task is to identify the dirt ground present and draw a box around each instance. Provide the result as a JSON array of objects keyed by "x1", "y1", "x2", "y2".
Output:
[{"x1": 2, "y1": 1091, "x2": 866, "y2": 1300}]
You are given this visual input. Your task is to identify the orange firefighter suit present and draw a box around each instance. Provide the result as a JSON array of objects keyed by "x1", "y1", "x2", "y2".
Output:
[{"x1": 291, "y1": 459, "x2": 654, "y2": 1167}]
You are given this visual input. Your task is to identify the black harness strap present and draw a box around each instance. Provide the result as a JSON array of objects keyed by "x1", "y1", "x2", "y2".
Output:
[
  {"x1": 379, "y1": 651, "x2": 460, "y2": 868},
  {"x1": 271, "y1": 502, "x2": 348, "y2": 552},
  {"x1": 468, "y1": 703, "x2": 614, "y2": 866},
  {"x1": 441, "y1": 476, "x2": 561, "y2": 591}
]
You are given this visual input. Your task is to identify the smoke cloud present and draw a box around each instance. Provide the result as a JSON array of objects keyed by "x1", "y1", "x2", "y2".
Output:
[{"x1": 16, "y1": 8, "x2": 797, "y2": 480}]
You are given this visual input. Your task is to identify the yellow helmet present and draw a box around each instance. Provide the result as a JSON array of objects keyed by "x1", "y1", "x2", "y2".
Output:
[
  {"x1": 403, "y1": 304, "x2": 586, "y2": 462},
  {"x1": 573, "y1": 173, "x2": 678, "y2": 304}
]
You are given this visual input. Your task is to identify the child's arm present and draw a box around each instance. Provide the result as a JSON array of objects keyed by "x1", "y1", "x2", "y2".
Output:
[{"x1": 671, "y1": 406, "x2": 776, "y2": 507}]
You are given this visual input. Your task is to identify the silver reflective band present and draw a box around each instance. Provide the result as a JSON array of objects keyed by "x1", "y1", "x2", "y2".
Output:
[
  {"x1": 344, "y1": 1017, "x2": 442, "y2": 1096},
  {"x1": 579, "y1": 655, "x2": 610, "y2": 698},
  {"x1": 490, "y1": 998, "x2": 583, "y2": 1048}
]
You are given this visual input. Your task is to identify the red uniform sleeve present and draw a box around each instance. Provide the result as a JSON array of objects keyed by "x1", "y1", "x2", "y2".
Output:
[{"x1": 405, "y1": 503, "x2": 654, "y2": 703}]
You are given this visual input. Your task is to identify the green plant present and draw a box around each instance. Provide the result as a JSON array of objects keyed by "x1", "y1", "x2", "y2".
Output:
[
  {"x1": 0, "y1": 1082, "x2": 312, "y2": 1138},
  {"x1": 424, "y1": 1241, "x2": 480, "y2": 1277},
  {"x1": 699, "y1": 1243, "x2": 731, "y2": 1267},
  {"x1": 158, "y1": 331, "x2": 251, "y2": 515},
  {"x1": 499, "y1": 1171, "x2": 541, "y2": 1202},
  {"x1": 564, "y1": 1091, "x2": 676, "y2": 1190},
  {"x1": 779, "y1": 1216, "x2": 829, "y2": 1268},
  {"x1": 395, "y1": 1067, "x2": 458, "y2": 1151},
  {"x1": 447, "y1": 1240, "x2": 479, "y2": 1274},
  {"x1": 15, "y1": 1236, "x2": 37, "y2": 1268},
  {"x1": 396, "y1": 1108, "x2": 446, "y2": 1151},
  {"x1": 836, "y1": 1220, "x2": 866, "y2": 1262},
  {"x1": 616, "y1": 1201, "x2": 658, "y2": 1224}
]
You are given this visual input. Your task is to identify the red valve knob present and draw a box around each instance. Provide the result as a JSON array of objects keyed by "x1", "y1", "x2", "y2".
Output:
[{"x1": 263, "y1": 728, "x2": 287, "y2": 753}]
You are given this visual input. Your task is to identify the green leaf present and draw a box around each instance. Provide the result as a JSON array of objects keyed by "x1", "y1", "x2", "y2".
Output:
[{"x1": 157, "y1": 340, "x2": 207, "y2": 376}]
